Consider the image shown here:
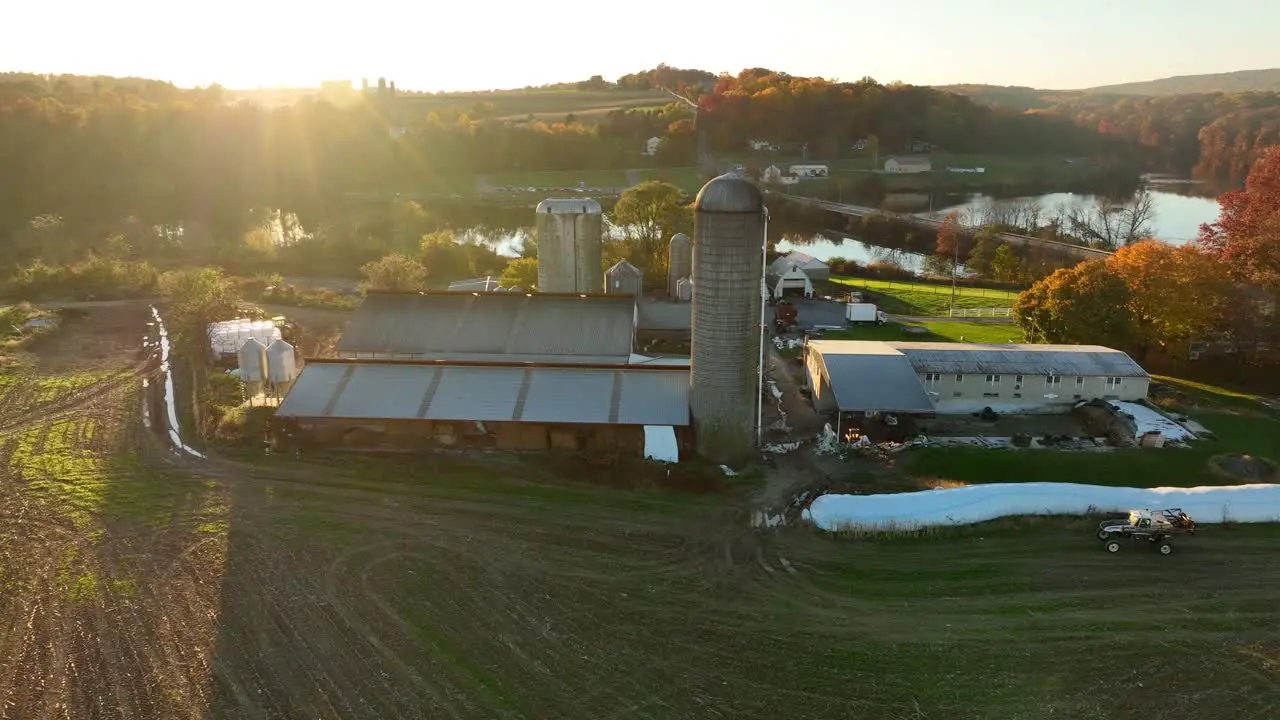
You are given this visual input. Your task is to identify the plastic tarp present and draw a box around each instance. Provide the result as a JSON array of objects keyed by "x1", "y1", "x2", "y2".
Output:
[
  {"x1": 643, "y1": 425, "x2": 679, "y2": 463},
  {"x1": 1108, "y1": 401, "x2": 1195, "y2": 440},
  {"x1": 803, "y1": 482, "x2": 1280, "y2": 532}
]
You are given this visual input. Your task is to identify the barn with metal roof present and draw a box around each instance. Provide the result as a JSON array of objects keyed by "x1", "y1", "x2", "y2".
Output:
[
  {"x1": 275, "y1": 359, "x2": 689, "y2": 451},
  {"x1": 273, "y1": 290, "x2": 691, "y2": 454},
  {"x1": 805, "y1": 341, "x2": 1150, "y2": 416},
  {"x1": 335, "y1": 291, "x2": 637, "y2": 363}
]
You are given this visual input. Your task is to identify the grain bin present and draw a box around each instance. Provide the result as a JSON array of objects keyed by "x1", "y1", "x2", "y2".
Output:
[
  {"x1": 690, "y1": 174, "x2": 765, "y2": 461},
  {"x1": 536, "y1": 198, "x2": 603, "y2": 293},
  {"x1": 265, "y1": 339, "x2": 297, "y2": 384},
  {"x1": 237, "y1": 337, "x2": 268, "y2": 382},
  {"x1": 675, "y1": 277, "x2": 694, "y2": 302},
  {"x1": 667, "y1": 233, "x2": 692, "y2": 298},
  {"x1": 605, "y1": 260, "x2": 644, "y2": 299}
]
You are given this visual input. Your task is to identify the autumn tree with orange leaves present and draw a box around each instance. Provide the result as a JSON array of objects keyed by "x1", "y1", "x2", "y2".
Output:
[
  {"x1": 1107, "y1": 241, "x2": 1231, "y2": 358},
  {"x1": 1198, "y1": 146, "x2": 1280, "y2": 294},
  {"x1": 1015, "y1": 240, "x2": 1235, "y2": 361}
]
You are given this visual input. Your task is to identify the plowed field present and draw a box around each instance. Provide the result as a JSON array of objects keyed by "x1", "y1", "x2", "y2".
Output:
[{"x1": 1, "y1": 303, "x2": 1278, "y2": 720}]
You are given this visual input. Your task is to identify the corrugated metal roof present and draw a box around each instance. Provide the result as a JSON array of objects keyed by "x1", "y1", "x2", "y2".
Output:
[
  {"x1": 276, "y1": 362, "x2": 690, "y2": 426},
  {"x1": 883, "y1": 342, "x2": 1149, "y2": 377},
  {"x1": 808, "y1": 341, "x2": 936, "y2": 413},
  {"x1": 335, "y1": 293, "x2": 635, "y2": 362}
]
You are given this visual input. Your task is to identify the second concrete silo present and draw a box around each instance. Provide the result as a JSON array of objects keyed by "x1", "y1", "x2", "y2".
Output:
[
  {"x1": 536, "y1": 198, "x2": 603, "y2": 293},
  {"x1": 690, "y1": 174, "x2": 766, "y2": 462},
  {"x1": 667, "y1": 232, "x2": 692, "y2": 298}
]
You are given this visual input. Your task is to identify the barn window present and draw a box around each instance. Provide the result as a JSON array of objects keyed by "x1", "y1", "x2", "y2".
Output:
[
  {"x1": 925, "y1": 372, "x2": 941, "y2": 387},
  {"x1": 1105, "y1": 377, "x2": 1123, "y2": 390},
  {"x1": 985, "y1": 374, "x2": 1000, "y2": 386},
  {"x1": 954, "y1": 374, "x2": 964, "y2": 383},
  {"x1": 1046, "y1": 375, "x2": 1061, "y2": 388}
]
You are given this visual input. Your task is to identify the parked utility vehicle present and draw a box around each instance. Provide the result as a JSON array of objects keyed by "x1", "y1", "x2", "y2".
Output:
[
  {"x1": 1096, "y1": 508, "x2": 1196, "y2": 555},
  {"x1": 845, "y1": 303, "x2": 887, "y2": 325}
]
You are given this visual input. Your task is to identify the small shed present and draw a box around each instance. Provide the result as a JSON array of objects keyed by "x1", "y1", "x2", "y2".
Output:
[{"x1": 605, "y1": 260, "x2": 644, "y2": 299}]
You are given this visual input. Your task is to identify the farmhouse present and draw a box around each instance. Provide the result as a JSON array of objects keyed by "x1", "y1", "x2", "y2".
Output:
[
  {"x1": 884, "y1": 156, "x2": 932, "y2": 174},
  {"x1": 769, "y1": 250, "x2": 830, "y2": 280},
  {"x1": 645, "y1": 137, "x2": 662, "y2": 156},
  {"x1": 788, "y1": 164, "x2": 828, "y2": 178},
  {"x1": 805, "y1": 340, "x2": 1150, "y2": 415}
]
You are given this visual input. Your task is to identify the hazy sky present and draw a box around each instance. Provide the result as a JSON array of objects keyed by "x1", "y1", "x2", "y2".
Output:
[{"x1": 5, "y1": 0, "x2": 1279, "y2": 91}]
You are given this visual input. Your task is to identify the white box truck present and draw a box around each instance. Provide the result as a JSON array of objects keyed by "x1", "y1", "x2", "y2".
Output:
[{"x1": 846, "y1": 303, "x2": 888, "y2": 325}]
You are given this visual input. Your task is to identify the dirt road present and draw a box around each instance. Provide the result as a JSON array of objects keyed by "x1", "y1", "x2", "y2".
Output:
[{"x1": 1, "y1": 303, "x2": 1278, "y2": 719}]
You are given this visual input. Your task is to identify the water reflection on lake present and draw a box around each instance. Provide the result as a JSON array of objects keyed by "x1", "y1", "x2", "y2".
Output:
[
  {"x1": 775, "y1": 232, "x2": 925, "y2": 273},
  {"x1": 931, "y1": 185, "x2": 1221, "y2": 245}
]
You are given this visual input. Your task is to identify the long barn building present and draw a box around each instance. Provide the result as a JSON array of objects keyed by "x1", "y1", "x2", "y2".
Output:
[{"x1": 274, "y1": 291, "x2": 690, "y2": 453}]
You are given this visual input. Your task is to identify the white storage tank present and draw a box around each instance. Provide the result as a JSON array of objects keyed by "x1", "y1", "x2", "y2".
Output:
[
  {"x1": 675, "y1": 277, "x2": 694, "y2": 302},
  {"x1": 667, "y1": 233, "x2": 692, "y2": 298},
  {"x1": 237, "y1": 337, "x2": 268, "y2": 382},
  {"x1": 265, "y1": 339, "x2": 297, "y2": 384}
]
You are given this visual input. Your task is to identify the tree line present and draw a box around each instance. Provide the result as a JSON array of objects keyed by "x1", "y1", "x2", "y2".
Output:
[{"x1": 946, "y1": 84, "x2": 1280, "y2": 186}]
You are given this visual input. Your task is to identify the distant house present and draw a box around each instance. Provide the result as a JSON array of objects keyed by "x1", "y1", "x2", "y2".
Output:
[
  {"x1": 761, "y1": 165, "x2": 782, "y2": 183},
  {"x1": 748, "y1": 139, "x2": 777, "y2": 152},
  {"x1": 906, "y1": 140, "x2": 935, "y2": 153},
  {"x1": 851, "y1": 137, "x2": 870, "y2": 151},
  {"x1": 788, "y1": 164, "x2": 828, "y2": 178},
  {"x1": 884, "y1": 156, "x2": 932, "y2": 174},
  {"x1": 769, "y1": 250, "x2": 830, "y2": 281},
  {"x1": 645, "y1": 137, "x2": 662, "y2": 156},
  {"x1": 779, "y1": 173, "x2": 800, "y2": 186}
]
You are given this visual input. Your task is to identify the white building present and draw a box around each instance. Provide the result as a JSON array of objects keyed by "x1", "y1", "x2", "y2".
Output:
[
  {"x1": 884, "y1": 156, "x2": 932, "y2": 174},
  {"x1": 769, "y1": 250, "x2": 830, "y2": 281},
  {"x1": 761, "y1": 165, "x2": 782, "y2": 183},
  {"x1": 788, "y1": 164, "x2": 828, "y2": 178},
  {"x1": 645, "y1": 136, "x2": 662, "y2": 156},
  {"x1": 748, "y1": 139, "x2": 777, "y2": 151},
  {"x1": 805, "y1": 341, "x2": 1150, "y2": 415}
]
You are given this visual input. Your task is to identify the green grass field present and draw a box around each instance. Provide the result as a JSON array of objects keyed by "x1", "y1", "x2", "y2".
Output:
[
  {"x1": 6, "y1": 302, "x2": 1280, "y2": 718},
  {"x1": 397, "y1": 88, "x2": 673, "y2": 122},
  {"x1": 822, "y1": 320, "x2": 1025, "y2": 344},
  {"x1": 831, "y1": 276, "x2": 1020, "y2": 316}
]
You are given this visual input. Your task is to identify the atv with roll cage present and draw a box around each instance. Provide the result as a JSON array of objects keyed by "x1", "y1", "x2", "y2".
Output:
[{"x1": 1096, "y1": 508, "x2": 1196, "y2": 555}]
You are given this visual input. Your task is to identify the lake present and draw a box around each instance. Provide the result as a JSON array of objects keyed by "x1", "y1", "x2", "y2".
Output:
[
  {"x1": 774, "y1": 232, "x2": 926, "y2": 272},
  {"x1": 930, "y1": 184, "x2": 1222, "y2": 246}
]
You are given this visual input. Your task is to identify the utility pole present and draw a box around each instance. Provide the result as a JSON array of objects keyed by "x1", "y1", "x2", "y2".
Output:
[{"x1": 950, "y1": 228, "x2": 959, "y2": 318}]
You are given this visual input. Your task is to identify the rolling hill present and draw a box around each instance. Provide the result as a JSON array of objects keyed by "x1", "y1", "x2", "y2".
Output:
[{"x1": 1083, "y1": 69, "x2": 1280, "y2": 96}]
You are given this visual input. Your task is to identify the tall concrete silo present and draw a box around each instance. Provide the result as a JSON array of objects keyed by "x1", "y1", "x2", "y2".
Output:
[
  {"x1": 536, "y1": 198, "x2": 603, "y2": 293},
  {"x1": 667, "y1": 233, "x2": 692, "y2": 298},
  {"x1": 690, "y1": 174, "x2": 765, "y2": 462}
]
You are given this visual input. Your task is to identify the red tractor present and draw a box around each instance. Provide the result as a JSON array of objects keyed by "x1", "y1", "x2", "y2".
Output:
[{"x1": 774, "y1": 301, "x2": 798, "y2": 332}]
